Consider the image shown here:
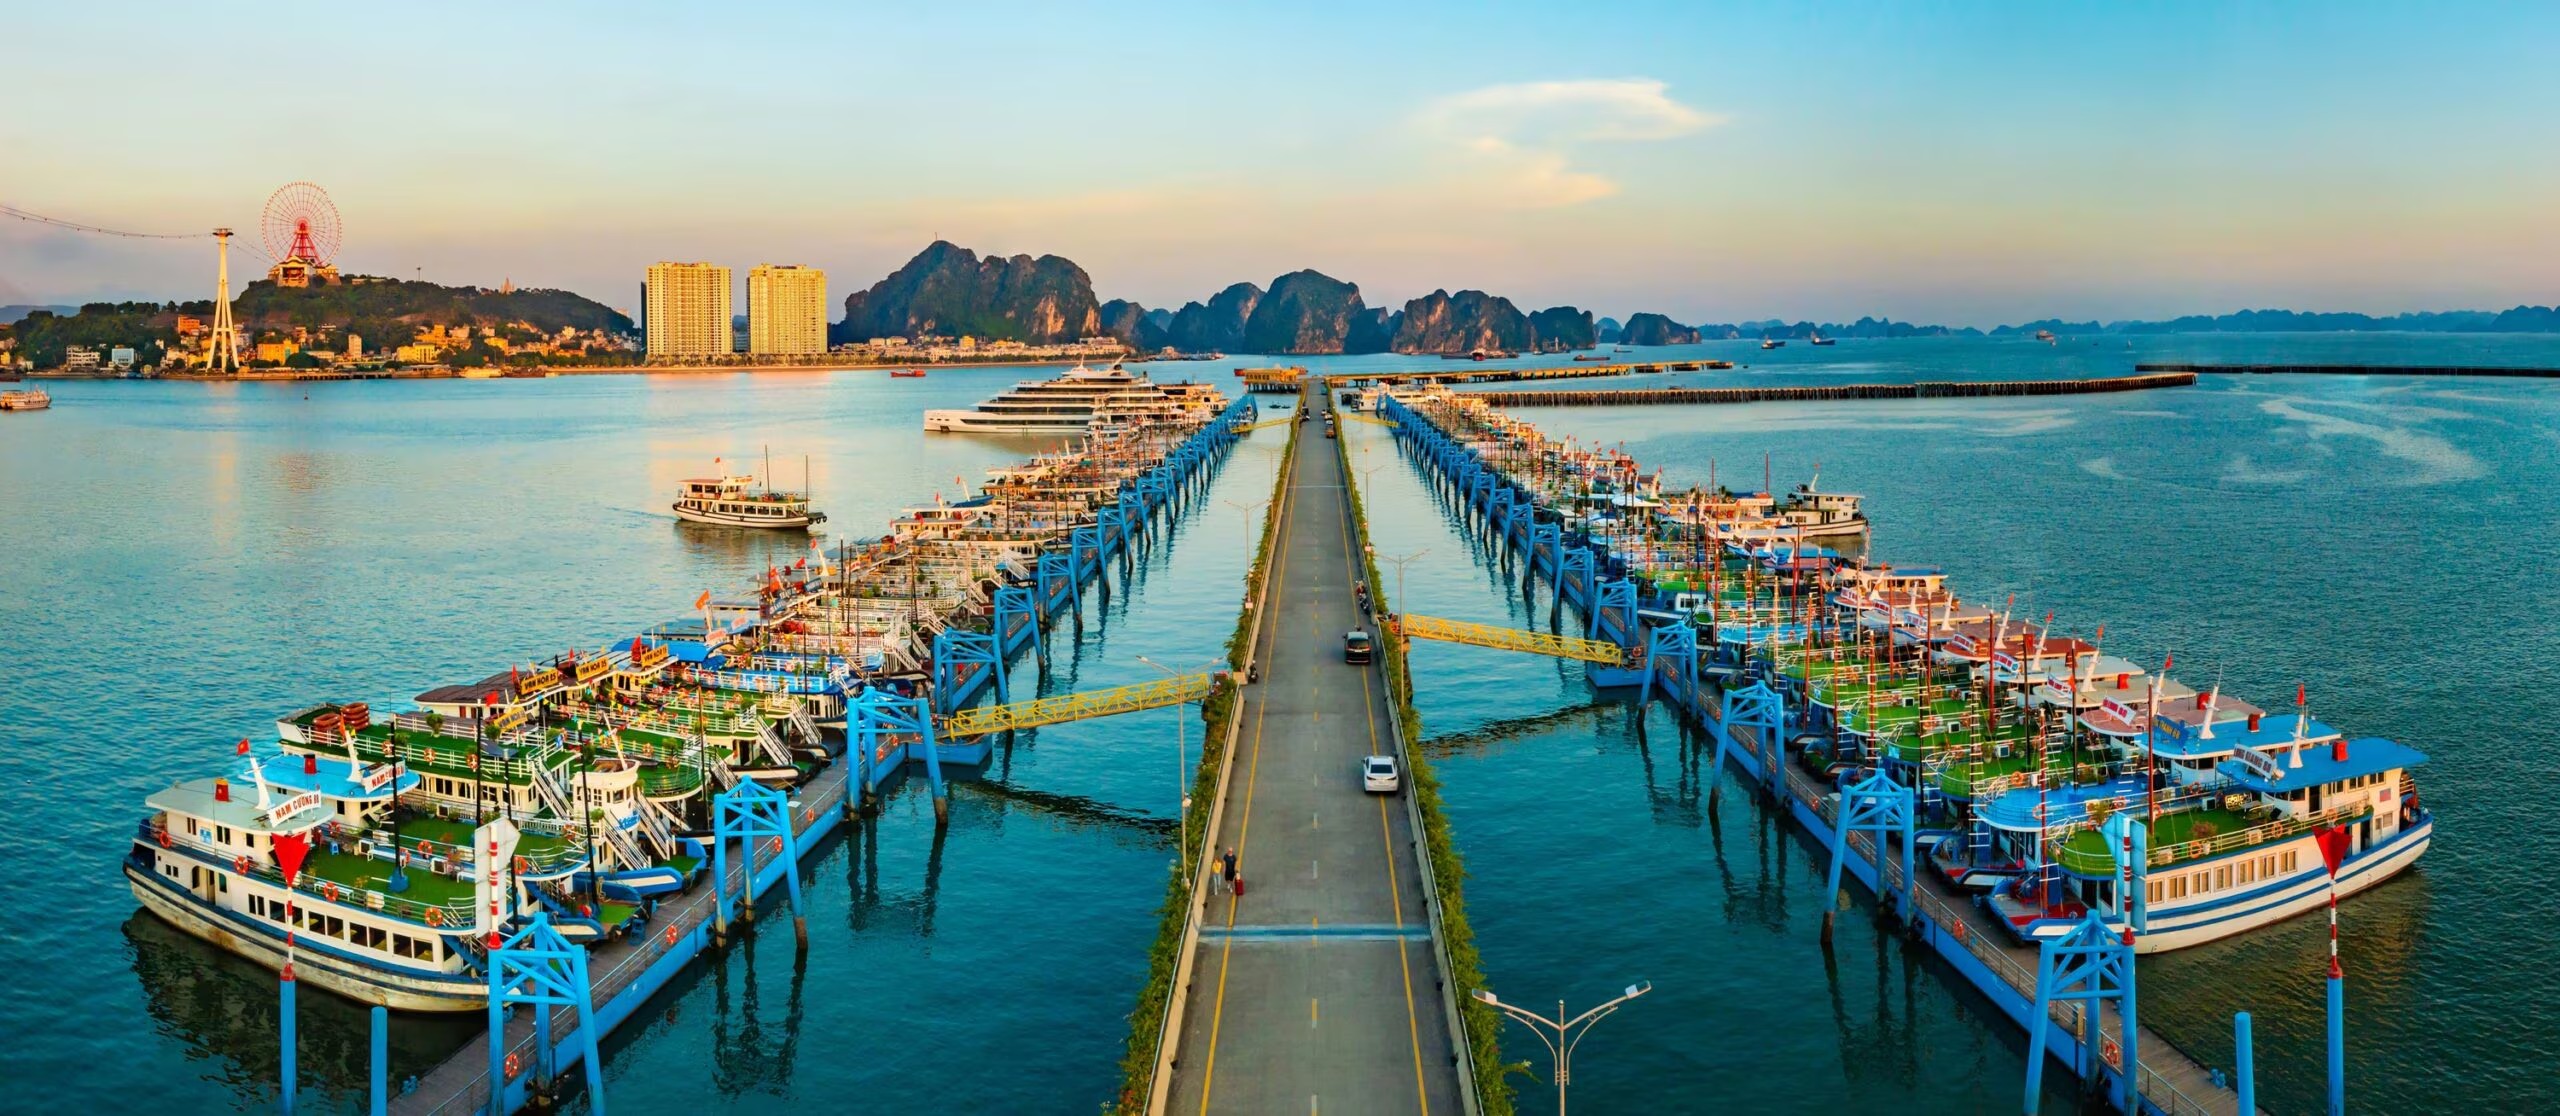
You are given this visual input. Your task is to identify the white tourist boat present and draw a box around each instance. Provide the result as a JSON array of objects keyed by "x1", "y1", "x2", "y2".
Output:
[
  {"x1": 923, "y1": 361, "x2": 1224, "y2": 433},
  {"x1": 0, "y1": 388, "x2": 50, "y2": 411},
  {"x1": 673, "y1": 459, "x2": 825, "y2": 529}
]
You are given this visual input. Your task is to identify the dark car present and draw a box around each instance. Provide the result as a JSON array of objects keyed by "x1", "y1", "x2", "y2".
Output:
[{"x1": 1343, "y1": 630, "x2": 1373, "y2": 665}]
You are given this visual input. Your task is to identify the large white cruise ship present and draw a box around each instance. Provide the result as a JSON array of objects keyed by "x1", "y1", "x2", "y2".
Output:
[{"x1": 924, "y1": 362, "x2": 1225, "y2": 433}]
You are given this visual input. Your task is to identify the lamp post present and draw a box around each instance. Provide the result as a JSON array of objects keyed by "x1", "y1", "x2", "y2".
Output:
[
  {"x1": 1224, "y1": 496, "x2": 1270, "y2": 575},
  {"x1": 1367, "y1": 545, "x2": 1430, "y2": 625},
  {"x1": 1471, "y1": 982, "x2": 1652, "y2": 1116},
  {"x1": 1136, "y1": 655, "x2": 1219, "y2": 875}
]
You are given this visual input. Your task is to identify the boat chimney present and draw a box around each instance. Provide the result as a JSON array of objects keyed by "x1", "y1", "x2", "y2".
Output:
[
  {"x1": 2333, "y1": 735, "x2": 2350, "y2": 763},
  {"x1": 214, "y1": 777, "x2": 231, "y2": 802},
  {"x1": 2116, "y1": 673, "x2": 2129, "y2": 690},
  {"x1": 2247, "y1": 712, "x2": 2262, "y2": 732},
  {"x1": 2194, "y1": 691, "x2": 2209, "y2": 710}
]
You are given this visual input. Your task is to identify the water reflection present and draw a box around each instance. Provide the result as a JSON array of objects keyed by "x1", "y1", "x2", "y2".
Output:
[
  {"x1": 707, "y1": 934, "x2": 806, "y2": 1098},
  {"x1": 122, "y1": 913, "x2": 474, "y2": 1104}
]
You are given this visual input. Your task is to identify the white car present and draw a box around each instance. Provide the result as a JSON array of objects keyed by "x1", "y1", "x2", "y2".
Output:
[{"x1": 1361, "y1": 754, "x2": 1400, "y2": 794}]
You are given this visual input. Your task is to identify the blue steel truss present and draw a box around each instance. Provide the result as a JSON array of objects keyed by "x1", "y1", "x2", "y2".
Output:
[
  {"x1": 1822, "y1": 767, "x2": 1917, "y2": 942},
  {"x1": 710, "y1": 779, "x2": 806, "y2": 946},
  {"x1": 2024, "y1": 913, "x2": 2139, "y2": 1115},
  {"x1": 486, "y1": 913, "x2": 605, "y2": 1115}
]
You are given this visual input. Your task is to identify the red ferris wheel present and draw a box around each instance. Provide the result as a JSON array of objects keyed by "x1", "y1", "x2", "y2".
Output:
[{"x1": 261, "y1": 181, "x2": 341, "y2": 267}]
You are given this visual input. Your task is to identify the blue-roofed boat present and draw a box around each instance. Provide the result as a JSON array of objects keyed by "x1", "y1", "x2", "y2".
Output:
[{"x1": 1975, "y1": 693, "x2": 2432, "y2": 953}]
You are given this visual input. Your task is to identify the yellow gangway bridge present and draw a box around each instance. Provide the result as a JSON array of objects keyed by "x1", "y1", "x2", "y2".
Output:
[
  {"x1": 941, "y1": 671, "x2": 1225, "y2": 737},
  {"x1": 1394, "y1": 613, "x2": 1634, "y2": 665}
]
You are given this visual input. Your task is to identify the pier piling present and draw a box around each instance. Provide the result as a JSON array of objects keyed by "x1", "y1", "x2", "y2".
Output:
[
  {"x1": 370, "y1": 1005, "x2": 388, "y2": 1116},
  {"x1": 279, "y1": 974, "x2": 297, "y2": 1116},
  {"x1": 2234, "y1": 1012, "x2": 2255, "y2": 1116}
]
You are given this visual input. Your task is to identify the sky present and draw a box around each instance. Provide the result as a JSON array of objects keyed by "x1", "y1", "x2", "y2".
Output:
[{"x1": 6, "y1": 0, "x2": 2559, "y2": 328}]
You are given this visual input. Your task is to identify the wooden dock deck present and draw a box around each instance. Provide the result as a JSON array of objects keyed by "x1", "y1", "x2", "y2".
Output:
[{"x1": 391, "y1": 760, "x2": 856, "y2": 1114}]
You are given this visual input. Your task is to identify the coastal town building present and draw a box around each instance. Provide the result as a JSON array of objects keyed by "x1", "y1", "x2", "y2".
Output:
[
  {"x1": 747, "y1": 264, "x2": 827, "y2": 355},
  {"x1": 643, "y1": 261, "x2": 733, "y2": 357}
]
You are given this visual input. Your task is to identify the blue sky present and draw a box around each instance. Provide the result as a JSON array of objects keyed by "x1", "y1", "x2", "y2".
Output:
[{"x1": 6, "y1": 1, "x2": 2557, "y2": 326}]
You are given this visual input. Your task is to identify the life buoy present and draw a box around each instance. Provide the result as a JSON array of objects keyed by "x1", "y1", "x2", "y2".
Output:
[
  {"x1": 417, "y1": 839, "x2": 434, "y2": 855},
  {"x1": 323, "y1": 881, "x2": 340, "y2": 902},
  {"x1": 234, "y1": 855, "x2": 252, "y2": 875},
  {"x1": 578, "y1": 902, "x2": 593, "y2": 919},
  {"x1": 664, "y1": 923, "x2": 680, "y2": 947},
  {"x1": 425, "y1": 907, "x2": 445, "y2": 927},
  {"x1": 468, "y1": 752, "x2": 481, "y2": 772},
  {"x1": 513, "y1": 855, "x2": 532, "y2": 875},
  {"x1": 766, "y1": 837, "x2": 782, "y2": 855},
  {"x1": 156, "y1": 829, "x2": 173, "y2": 849},
  {"x1": 503, "y1": 1051, "x2": 522, "y2": 1079},
  {"x1": 398, "y1": 849, "x2": 413, "y2": 868}
]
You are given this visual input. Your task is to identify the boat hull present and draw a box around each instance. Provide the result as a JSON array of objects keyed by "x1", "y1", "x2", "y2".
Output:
[
  {"x1": 922, "y1": 410, "x2": 1094, "y2": 434},
  {"x1": 126, "y1": 863, "x2": 487, "y2": 1012},
  {"x1": 2127, "y1": 820, "x2": 2431, "y2": 953},
  {"x1": 673, "y1": 503, "x2": 817, "y2": 529}
]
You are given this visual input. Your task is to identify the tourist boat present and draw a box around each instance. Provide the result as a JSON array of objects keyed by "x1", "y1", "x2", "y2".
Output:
[
  {"x1": 1760, "y1": 338, "x2": 1787, "y2": 350},
  {"x1": 1809, "y1": 330, "x2": 1836, "y2": 346},
  {"x1": 673, "y1": 461, "x2": 825, "y2": 529},
  {"x1": 124, "y1": 728, "x2": 511, "y2": 1011},
  {"x1": 890, "y1": 369, "x2": 927, "y2": 378},
  {"x1": 1978, "y1": 705, "x2": 2431, "y2": 953},
  {"x1": 923, "y1": 361, "x2": 1226, "y2": 433},
  {"x1": 0, "y1": 388, "x2": 50, "y2": 411}
]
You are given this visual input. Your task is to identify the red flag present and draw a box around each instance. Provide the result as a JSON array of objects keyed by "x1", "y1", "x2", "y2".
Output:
[
  {"x1": 694, "y1": 590, "x2": 712, "y2": 610},
  {"x1": 2313, "y1": 826, "x2": 2353, "y2": 877},
  {"x1": 271, "y1": 832, "x2": 312, "y2": 885},
  {"x1": 236, "y1": 738, "x2": 251, "y2": 755},
  {"x1": 2297, "y1": 682, "x2": 2308, "y2": 707}
]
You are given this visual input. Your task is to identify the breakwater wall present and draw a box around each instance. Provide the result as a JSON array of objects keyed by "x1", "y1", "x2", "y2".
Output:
[
  {"x1": 1465, "y1": 371, "x2": 2194, "y2": 407},
  {"x1": 2139, "y1": 362, "x2": 2560, "y2": 379}
]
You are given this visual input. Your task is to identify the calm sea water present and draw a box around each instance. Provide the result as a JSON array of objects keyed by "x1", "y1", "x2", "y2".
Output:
[{"x1": 2, "y1": 335, "x2": 2552, "y2": 1113}]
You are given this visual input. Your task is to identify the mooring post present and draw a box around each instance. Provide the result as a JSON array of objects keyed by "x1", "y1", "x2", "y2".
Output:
[
  {"x1": 369, "y1": 1005, "x2": 387, "y2": 1116},
  {"x1": 710, "y1": 818, "x2": 730, "y2": 947},
  {"x1": 2327, "y1": 965, "x2": 2345, "y2": 1116},
  {"x1": 2235, "y1": 1011, "x2": 2256, "y2": 1116},
  {"x1": 279, "y1": 973, "x2": 297, "y2": 1116}
]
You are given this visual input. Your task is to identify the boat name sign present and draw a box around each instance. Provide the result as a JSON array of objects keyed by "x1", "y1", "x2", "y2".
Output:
[
  {"x1": 355, "y1": 761, "x2": 399, "y2": 794},
  {"x1": 262, "y1": 790, "x2": 327, "y2": 829},
  {"x1": 2234, "y1": 745, "x2": 2285, "y2": 782}
]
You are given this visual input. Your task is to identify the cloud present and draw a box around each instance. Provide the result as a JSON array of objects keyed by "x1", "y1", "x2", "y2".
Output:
[{"x1": 1416, "y1": 79, "x2": 1723, "y2": 208}]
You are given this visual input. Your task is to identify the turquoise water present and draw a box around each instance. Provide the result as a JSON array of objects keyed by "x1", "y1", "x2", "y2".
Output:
[{"x1": 2, "y1": 336, "x2": 2552, "y2": 1113}]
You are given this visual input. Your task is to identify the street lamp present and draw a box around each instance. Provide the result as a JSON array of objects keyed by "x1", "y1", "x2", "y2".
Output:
[
  {"x1": 1223, "y1": 497, "x2": 1270, "y2": 576},
  {"x1": 1367, "y1": 545, "x2": 1430, "y2": 625},
  {"x1": 1136, "y1": 654, "x2": 1220, "y2": 875},
  {"x1": 1471, "y1": 981, "x2": 1652, "y2": 1116}
]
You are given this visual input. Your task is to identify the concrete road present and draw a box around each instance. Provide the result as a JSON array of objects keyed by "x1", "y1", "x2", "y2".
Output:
[{"x1": 1163, "y1": 395, "x2": 1464, "y2": 1116}]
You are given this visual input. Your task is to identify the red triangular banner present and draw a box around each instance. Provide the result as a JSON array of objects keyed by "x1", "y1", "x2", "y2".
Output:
[
  {"x1": 2313, "y1": 825, "x2": 2353, "y2": 877},
  {"x1": 272, "y1": 832, "x2": 313, "y2": 885}
]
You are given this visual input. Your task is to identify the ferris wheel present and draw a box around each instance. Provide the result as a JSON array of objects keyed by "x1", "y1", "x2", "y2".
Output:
[{"x1": 261, "y1": 181, "x2": 341, "y2": 265}]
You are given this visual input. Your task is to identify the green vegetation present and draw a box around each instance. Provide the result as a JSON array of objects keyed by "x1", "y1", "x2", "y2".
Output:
[
  {"x1": 2, "y1": 303, "x2": 177, "y2": 368},
  {"x1": 2, "y1": 278, "x2": 636, "y2": 371},
  {"x1": 1337, "y1": 419, "x2": 1514, "y2": 1115},
  {"x1": 1111, "y1": 413, "x2": 1299, "y2": 1113}
]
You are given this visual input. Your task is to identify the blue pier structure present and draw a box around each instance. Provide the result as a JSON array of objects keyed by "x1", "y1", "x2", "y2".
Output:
[
  {"x1": 1378, "y1": 392, "x2": 2259, "y2": 1116},
  {"x1": 357, "y1": 397, "x2": 1260, "y2": 1116}
]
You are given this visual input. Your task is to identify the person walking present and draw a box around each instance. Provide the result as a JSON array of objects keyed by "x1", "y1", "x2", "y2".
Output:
[{"x1": 1221, "y1": 846, "x2": 1238, "y2": 884}]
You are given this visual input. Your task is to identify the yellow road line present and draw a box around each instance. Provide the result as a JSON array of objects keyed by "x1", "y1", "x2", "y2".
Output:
[
  {"x1": 1198, "y1": 433, "x2": 1299, "y2": 1113},
  {"x1": 1337, "y1": 431, "x2": 1431, "y2": 1116}
]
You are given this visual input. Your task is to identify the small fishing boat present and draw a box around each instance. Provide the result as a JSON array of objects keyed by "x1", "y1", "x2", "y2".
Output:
[
  {"x1": 673, "y1": 452, "x2": 825, "y2": 529},
  {"x1": 1760, "y1": 338, "x2": 1786, "y2": 350},
  {"x1": 0, "y1": 388, "x2": 51, "y2": 411},
  {"x1": 1572, "y1": 354, "x2": 1609, "y2": 362},
  {"x1": 1809, "y1": 330, "x2": 1835, "y2": 346},
  {"x1": 890, "y1": 369, "x2": 927, "y2": 378}
]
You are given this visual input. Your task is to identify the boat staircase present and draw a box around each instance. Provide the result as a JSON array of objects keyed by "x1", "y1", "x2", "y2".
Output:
[
  {"x1": 1394, "y1": 612, "x2": 1635, "y2": 665},
  {"x1": 528, "y1": 744, "x2": 648, "y2": 871},
  {"x1": 641, "y1": 797, "x2": 688, "y2": 853},
  {"x1": 751, "y1": 718, "x2": 794, "y2": 767},
  {"x1": 696, "y1": 732, "x2": 740, "y2": 792},
  {"x1": 787, "y1": 702, "x2": 824, "y2": 750}
]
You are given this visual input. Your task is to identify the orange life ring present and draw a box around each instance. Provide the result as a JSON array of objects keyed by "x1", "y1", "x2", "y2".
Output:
[
  {"x1": 425, "y1": 907, "x2": 445, "y2": 927},
  {"x1": 503, "y1": 1051, "x2": 522, "y2": 1079},
  {"x1": 233, "y1": 855, "x2": 252, "y2": 874},
  {"x1": 468, "y1": 752, "x2": 482, "y2": 772},
  {"x1": 417, "y1": 839, "x2": 434, "y2": 855},
  {"x1": 664, "y1": 924, "x2": 680, "y2": 947},
  {"x1": 766, "y1": 837, "x2": 782, "y2": 855},
  {"x1": 157, "y1": 829, "x2": 173, "y2": 849},
  {"x1": 398, "y1": 850, "x2": 413, "y2": 868},
  {"x1": 513, "y1": 855, "x2": 532, "y2": 875},
  {"x1": 323, "y1": 881, "x2": 340, "y2": 902}
]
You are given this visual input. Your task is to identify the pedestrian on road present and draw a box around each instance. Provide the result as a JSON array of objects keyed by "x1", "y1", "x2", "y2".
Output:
[{"x1": 1222, "y1": 847, "x2": 1238, "y2": 883}]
